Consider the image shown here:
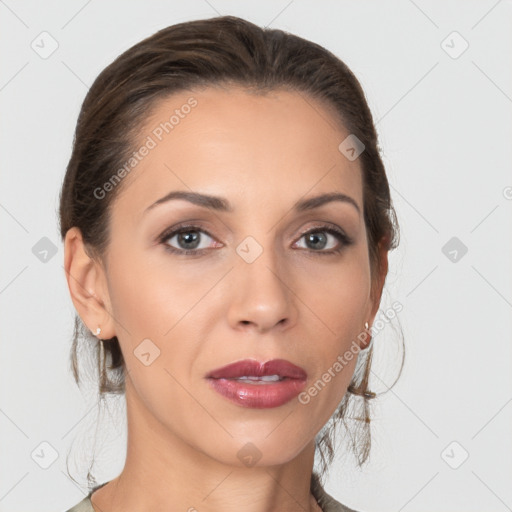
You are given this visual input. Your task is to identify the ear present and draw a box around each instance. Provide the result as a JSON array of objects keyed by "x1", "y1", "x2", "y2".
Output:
[
  {"x1": 369, "y1": 240, "x2": 389, "y2": 320},
  {"x1": 362, "y1": 239, "x2": 389, "y2": 348},
  {"x1": 63, "y1": 227, "x2": 116, "y2": 340}
]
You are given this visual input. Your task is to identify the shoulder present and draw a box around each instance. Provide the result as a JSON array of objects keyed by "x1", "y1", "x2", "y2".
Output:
[
  {"x1": 313, "y1": 478, "x2": 362, "y2": 512},
  {"x1": 63, "y1": 495, "x2": 94, "y2": 512}
]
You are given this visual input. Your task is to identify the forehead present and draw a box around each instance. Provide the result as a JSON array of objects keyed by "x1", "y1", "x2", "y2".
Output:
[{"x1": 111, "y1": 86, "x2": 363, "y2": 220}]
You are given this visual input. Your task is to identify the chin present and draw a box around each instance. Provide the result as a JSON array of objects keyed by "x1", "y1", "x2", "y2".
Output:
[{"x1": 204, "y1": 435, "x2": 311, "y2": 469}]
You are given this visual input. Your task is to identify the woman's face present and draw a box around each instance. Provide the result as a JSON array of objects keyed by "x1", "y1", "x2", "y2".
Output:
[{"x1": 81, "y1": 86, "x2": 384, "y2": 467}]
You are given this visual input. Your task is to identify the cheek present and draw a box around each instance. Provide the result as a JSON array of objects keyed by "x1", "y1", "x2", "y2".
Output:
[
  {"x1": 302, "y1": 249, "x2": 371, "y2": 329},
  {"x1": 106, "y1": 246, "x2": 207, "y2": 338},
  {"x1": 295, "y1": 254, "x2": 370, "y2": 412},
  {"x1": 105, "y1": 254, "x2": 207, "y2": 430},
  {"x1": 104, "y1": 249, "x2": 218, "y2": 385}
]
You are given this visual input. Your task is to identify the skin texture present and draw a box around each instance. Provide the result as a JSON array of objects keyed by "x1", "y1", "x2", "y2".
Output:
[{"x1": 64, "y1": 85, "x2": 388, "y2": 512}]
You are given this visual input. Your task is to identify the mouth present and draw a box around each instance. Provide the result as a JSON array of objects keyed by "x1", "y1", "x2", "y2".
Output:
[
  {"x1": 205, "y1": 358, "x2": 307, "y2": 409},
  {"x1": 206, "y1": 358, "x2": 308, "y2": 381},
  {"x1": 225, "y1": 375, "x2": 286, "y2": 383}
]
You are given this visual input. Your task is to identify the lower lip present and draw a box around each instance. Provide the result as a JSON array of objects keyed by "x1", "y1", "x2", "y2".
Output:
[{"x1": 207, "y1": 377, "x2": 307, "y2": 408}]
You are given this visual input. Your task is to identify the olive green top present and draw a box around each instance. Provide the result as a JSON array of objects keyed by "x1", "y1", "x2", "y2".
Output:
[{"x1": 64, "y1": 476, "x2": 360, "y2": 512}]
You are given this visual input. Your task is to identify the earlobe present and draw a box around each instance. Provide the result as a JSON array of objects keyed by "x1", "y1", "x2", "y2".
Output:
[{"x1": 63, "y1": 227, "x2": 115, "y2": 339}]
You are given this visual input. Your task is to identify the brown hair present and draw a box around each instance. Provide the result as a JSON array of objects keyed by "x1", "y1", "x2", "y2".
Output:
[{"x1": 59, "y1": 14, "x2": 403, "y2": 488}]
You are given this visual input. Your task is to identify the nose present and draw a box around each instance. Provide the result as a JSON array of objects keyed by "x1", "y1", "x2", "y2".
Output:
[{"x1": 226, "y1": 246, "x2": 298, "y2": 334}]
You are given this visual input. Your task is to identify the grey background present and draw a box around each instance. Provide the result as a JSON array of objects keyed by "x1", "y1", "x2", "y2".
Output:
[{"x1": 1, "y1": 1, "x2": 511, "y2": 511}]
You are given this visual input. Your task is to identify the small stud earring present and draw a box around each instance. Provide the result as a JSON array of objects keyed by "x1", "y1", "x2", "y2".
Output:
[
  {"x1": 92, "y1": 326, "x2": 101, "y2": 336},
  {"x1": 364, "y1": 322, "x2": 369, "y2": 330}
]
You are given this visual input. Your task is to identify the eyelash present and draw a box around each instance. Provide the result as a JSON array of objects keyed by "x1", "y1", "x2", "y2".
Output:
[{"x1": 158, "y1": 222, "x2": 354, "y2": 257}]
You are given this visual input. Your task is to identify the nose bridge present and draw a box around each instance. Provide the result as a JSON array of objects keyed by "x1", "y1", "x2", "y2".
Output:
[{"x1": 228, "y1": 231, "x2": 296, "y2": 331}]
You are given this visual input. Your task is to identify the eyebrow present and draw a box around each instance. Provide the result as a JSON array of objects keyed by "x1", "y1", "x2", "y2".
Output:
[{"x1": 144, "y1": 190, "x2": 360, "y2": 215}]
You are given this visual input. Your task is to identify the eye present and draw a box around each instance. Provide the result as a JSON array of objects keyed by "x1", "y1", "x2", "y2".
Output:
[
  {"x1": 294, "y1": 225, "x2": 353, "y2": 254},
  {"x1": 158, "y1": 222, "x2": 353, "y2": 257},
  {"x1": 159, "y1": 224, "x2": 219, "y2": 256}
]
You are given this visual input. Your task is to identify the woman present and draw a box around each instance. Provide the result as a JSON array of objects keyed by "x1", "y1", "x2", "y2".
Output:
[{"x1": 60, "y1": 14, "x2": 401, "y2": 512}]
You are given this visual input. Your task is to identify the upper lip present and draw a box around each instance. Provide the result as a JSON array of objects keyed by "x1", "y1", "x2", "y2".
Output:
[{"x1": 206, "y1": 358, "x2": 307, "y2": 380}]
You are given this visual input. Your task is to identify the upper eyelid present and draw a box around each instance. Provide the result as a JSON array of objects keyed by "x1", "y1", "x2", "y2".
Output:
[{"x1": 160, "y1": 222, "x2": 344, "y2": 236}]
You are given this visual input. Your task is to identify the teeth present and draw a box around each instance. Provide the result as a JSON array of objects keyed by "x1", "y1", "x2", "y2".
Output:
[{"x1": 236, "y1": 375, "x2": 282, "y2": 382}]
